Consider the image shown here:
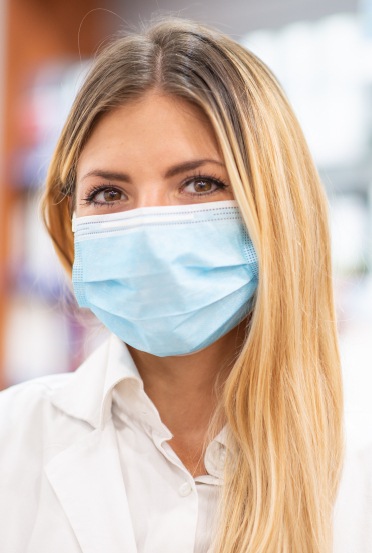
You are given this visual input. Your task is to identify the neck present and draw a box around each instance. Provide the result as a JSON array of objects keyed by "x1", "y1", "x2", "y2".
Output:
[{"x1": 127, "y1": 322, "x2": 246, "y2": 475}]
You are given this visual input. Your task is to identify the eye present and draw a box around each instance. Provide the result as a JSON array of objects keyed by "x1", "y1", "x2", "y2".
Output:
[
  {"x1": 182, "y1": 176, "x2": 228, "y2": 195},
  {"x1": 82, "y1": 185, "x2": 127, "y2": 206},
  {"x1": 98, "y1": 188, "x2": 124, "y2": 202}
]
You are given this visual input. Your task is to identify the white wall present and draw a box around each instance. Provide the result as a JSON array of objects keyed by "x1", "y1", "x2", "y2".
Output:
[{"x1": 118, "y1": 0, "x2": 358, "y2": 35}]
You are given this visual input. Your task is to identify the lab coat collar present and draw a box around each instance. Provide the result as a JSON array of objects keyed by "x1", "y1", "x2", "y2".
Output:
[
  {"x1": 112, "y1": 377, "x2": 173, "y2": 441},
  {"x1": 45, "y1": 335, "x2": 140, "y2": 553},
  {"x1": 49, "y1": 334, "x2": 140, "y2": 429},
  {"x1": 44, "y1": 334, "x2": 228, "y2": 552},
  {"x1": 45, "y1": 422, "x2": 138, "y2": 553},
  {"x1": 48, "y1": 334, "x2": 230, "y2": 446}
]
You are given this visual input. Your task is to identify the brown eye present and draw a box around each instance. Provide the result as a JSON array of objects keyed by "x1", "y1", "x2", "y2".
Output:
[
  {"x1": 103, "y1": 188, "x2": 123, "y2": 202},
  {"x1": 82, "y1": 184, "x2": 128, "y2": 208},
  {"x1": 183, "y1": 177, "x2": 225, "y2": 195},
  {"x1": 193, "y1": 180, "x2": 213, "y2": 193}
]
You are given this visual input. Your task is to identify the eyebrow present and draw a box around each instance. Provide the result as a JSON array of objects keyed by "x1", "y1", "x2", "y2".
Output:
[
  {"x1": 165, "y1": 159, "x2": 225, "y2": 178},
  {"x1": 81, "y1": 158, "x2": 225, "y2": 183}
]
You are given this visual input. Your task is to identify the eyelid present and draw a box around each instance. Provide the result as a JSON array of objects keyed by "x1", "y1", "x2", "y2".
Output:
[
  {"x1": 84, "y1": 182, "x2": 124, "y2": 194},
  {"x1": 180, "y1": 173, "x2": 229, "y2": 189},
  {"x1": 82, "y1": 183, "x2": 127, "y2": 205}
]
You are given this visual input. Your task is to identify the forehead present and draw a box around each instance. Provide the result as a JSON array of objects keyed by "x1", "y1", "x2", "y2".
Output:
[{"x1": 77, "y1": 92, "x2": 221, "y2": 173}]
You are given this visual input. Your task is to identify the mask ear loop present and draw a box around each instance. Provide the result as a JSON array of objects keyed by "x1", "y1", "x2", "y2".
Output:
[{"x1": 71, "y1": 213, "x2": 78, "y2": 233}]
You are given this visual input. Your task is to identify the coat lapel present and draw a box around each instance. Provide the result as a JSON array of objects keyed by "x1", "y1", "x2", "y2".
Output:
[{"x1": 45, "y1": 420, "x2": 137, "y2": 553}]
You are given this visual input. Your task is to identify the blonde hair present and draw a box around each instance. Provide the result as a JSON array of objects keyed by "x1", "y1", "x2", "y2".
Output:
[{"x1": 42, "y1": 18, "x2": 343, "y2": 553}]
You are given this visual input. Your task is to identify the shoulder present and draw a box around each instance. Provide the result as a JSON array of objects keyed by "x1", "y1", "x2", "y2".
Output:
[
  {"x1": 0, "y1": 374, "x2": 77, "y2": 518},
  {"x1": 340, "y1": 408, "x2": 372, "y2": 486},
  {"x1": 0, "y1": 373, "x2": 73, "y2": 434},
  {"x1": 342, "y1": 408, "x2": 372, "y2": 469},
  {"x1": 0, "y1": 363, "x2": 102, "y2": 552},
  {"x1": 0, "y1": 340, "x2": 112, "y2": 496},
  {"x1": 0, "y1": 337, "x2": 109, "y2": 444},
  {"x1": 0, "y1": 372, "x2": 86, "y2": 480},
  {"x1": 0, "y1": 335, "x2": 126, "y2": 446},
  {"x1": 333, "y1": 409, "x2": 372, "y2": 552}
]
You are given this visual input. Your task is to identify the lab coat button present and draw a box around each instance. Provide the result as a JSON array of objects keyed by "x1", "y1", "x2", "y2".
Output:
[{"x1": 179, "y1": 482, "x2": 193, "y2": 497}]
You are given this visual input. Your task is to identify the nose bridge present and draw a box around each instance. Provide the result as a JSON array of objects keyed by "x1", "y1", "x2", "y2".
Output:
[{"x1": 135, "y1": 179, "x2": 171, "y2": 208}]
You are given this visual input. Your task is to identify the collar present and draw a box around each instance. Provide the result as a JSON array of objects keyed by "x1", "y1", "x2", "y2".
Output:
[
  {"x1": 48, "y1": 333, "x2": 227, "y2": 475},
  {"x1": 49, "y1": 334, "x2": 139, "y2": 429},
  {"x1": 112, "y1": 380, "x2": 172, "y2": 440}
]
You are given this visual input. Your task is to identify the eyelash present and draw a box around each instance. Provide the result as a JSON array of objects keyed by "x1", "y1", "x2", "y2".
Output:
[
  {"x1": 81, "y1": 184, "x2": 121, "y2": 208},
  {"x1": 80, "y1": 173, "x2": 229, "y2": 207},
  {"x1": 181, "y1": 173, "x2": 229, "y2": 196}
]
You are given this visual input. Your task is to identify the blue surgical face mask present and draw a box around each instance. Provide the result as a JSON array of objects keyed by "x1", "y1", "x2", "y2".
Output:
[{"x1": 72, "y1": 200, "x2": 258, "y2": 357}]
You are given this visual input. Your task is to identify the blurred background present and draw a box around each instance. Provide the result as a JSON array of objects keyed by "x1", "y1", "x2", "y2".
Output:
[{"x1": 0, "y1": 0, "x2": 371, "y2": 410}]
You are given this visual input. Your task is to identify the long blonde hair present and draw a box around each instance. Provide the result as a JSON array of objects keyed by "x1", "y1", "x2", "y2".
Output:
[{"x1": 42, "y1": 18, "x2": 343, "y2": 552}]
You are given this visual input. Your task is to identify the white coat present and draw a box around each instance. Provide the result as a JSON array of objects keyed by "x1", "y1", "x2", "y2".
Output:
[{"x1": 0, "y1": 334, "x2": 371, "y2": 553}]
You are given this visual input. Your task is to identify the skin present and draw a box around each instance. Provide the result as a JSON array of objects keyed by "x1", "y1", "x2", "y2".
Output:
[{"x1": 75, "y1": 91, "x2": 246, "y2": 476}]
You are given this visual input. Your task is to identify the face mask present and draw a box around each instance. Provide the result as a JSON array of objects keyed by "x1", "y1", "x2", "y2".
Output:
[{"x1": 72, "y1": 200, "x2": 258, "y2": 357}]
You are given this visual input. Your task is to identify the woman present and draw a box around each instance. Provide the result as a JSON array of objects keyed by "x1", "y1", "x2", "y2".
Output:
[{"x1": 0, "y1": 17, "x2": 370, "y2": 553}]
